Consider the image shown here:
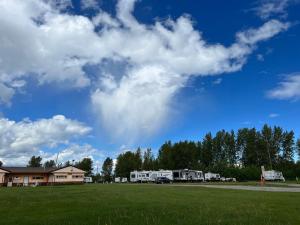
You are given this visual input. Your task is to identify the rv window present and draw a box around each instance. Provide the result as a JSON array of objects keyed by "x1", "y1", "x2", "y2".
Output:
[
  {"x1": 131, "y1": 174, "x2": 135, "y2": 178},
  {"x1": 173, "y1": 172, "x2": 179, "y2": 178}
]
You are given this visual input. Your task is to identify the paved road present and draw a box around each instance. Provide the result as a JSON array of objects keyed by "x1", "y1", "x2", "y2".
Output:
[{"x1": 173, "y1": 184, "x2": 300, "y2": 192}]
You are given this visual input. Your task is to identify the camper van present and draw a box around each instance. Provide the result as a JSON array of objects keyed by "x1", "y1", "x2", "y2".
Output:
[
  {"x1": 173, "y1": 169, "x2": 204, "y2": 182},
  {"x1": 205, "y1": 172, "x2": 221, "y2": 181}
]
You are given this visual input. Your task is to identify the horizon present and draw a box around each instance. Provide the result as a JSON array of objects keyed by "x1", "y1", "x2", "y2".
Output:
[{"x1": 1, "y1": 0, "x2": 300, "y2": 167}]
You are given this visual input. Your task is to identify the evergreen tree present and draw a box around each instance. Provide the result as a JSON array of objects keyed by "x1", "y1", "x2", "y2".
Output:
[
  {"x1": 102, "y1": 157, "x2": 113, "y2": 182},
  {"x1": 201, "y1": 133, "x2": 214, "y2": 168},
  {"x1": 27, "y1": 156, "x2": 42, "y2": 167},
  {"x1": 157, "y1": 141, "x2": 173, "y2": 169},
  {"x1": 297, "y1": 139, "x2": 300, "y2": 161},
  {"x1": 282, "y1": 131, "x2": 295, "y2": 163},
  {"x1": 142, "y1": 148, "x2": 155, "y2": 170},
  {"x1": 43, "y1": 160, "x2": 56, "y2": 168},
  {"x1": 115, "y1": 150, "x2": 142, "y2": 178},
  {"x1": 76, "y1": 158, "x2": 93, "y2": 176}
]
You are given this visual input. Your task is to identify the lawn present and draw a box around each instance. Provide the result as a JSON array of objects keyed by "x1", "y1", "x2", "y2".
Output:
[{"x1": 0, "y1": 184, "x2": 299, "y2": 225}]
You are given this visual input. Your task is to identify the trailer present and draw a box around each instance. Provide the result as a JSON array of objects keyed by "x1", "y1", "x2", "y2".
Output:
[
  {"x1": 84, "y1": 177, "x2": 93, "y2": 183},
  {"x1": 204, "y1": 172, "x2": 221, "y2": 181},
  {"x1": 153, "y1": 170, "x2": 173, "y2": 181},
  {"x1": 130, "y1": 170, "x2": 173, "y2": 182},
  {"x1": 173, "y1": 169, "x2": 204, "y2": 182},
  {"x1": 114, "y1": 177, "x2": 121, "y2": 183},
  {"x1": 261, "y1": 166, "x2": 285, "y2": 181},
  {"x1": 130, "y1": 170, "x2": 153, "y2": 182}
]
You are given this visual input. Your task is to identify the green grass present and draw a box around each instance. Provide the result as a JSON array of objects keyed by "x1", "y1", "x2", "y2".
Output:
[{"x1": 0, "y1": 184, "x2": 299, "y2": 225}]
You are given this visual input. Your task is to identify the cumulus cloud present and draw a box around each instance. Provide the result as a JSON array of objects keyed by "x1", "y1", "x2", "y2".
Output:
[
  {"x1": 0, "y1": 115, "x2": 92, "y2": 165},
  {"x1": 42, "y1": 144, "x2": 104, "y2": 165},
  {"x1": 267, "y1": 73, "x2": 300, "y2": 100},
  {"x1": 0, "y1": 0, "x2": 290, "y2": 141}
]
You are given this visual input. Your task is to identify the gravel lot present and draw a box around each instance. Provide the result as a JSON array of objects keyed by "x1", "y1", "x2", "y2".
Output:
[{"x1": 173, "y1": 184, "x2": 300, "y2": 192}]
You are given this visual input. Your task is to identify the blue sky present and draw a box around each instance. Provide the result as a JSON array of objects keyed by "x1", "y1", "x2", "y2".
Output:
[{"x1": 0, "y1": 0, "x2": 300, "y2": 166}]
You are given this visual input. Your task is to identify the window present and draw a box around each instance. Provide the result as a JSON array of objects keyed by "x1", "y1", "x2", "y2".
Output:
[
  {"x1": 56, "y1": 175, "x2": 67, "y2": 179},
  {"x1": 131, "y1": 174, "x2": 135, "y2": 178},
  {"x1": 32, "y1": 176, "x2": 44, "y2": 180},
  {"x1": 72, "y1": 175, "x2": 83, "y2": 179}
]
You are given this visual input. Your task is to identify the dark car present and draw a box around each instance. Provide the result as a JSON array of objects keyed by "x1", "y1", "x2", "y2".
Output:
[{"x1": 155, "y1": 177, "x2": 172, "y2": 184}]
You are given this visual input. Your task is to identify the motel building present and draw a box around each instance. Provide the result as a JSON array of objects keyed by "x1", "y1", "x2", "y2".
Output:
[{"x1": 0, "y1": 166, "x2": 85, "y2": 186}]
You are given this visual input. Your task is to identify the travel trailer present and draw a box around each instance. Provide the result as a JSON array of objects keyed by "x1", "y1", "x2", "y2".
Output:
[
  {"x1": 130, "y1": 170, "x2": 173, "y2": 182},
  {"x1": 84, "y1": 177, "x2": 93, "y2": 183},
  {"x1": 261, "y1": 166, "x2": 285, "y2": 181},
  {"x1": 130, "y1": 171, "x2": 151, "y2": 182},
  {"x1": 173, "y1": 169, "x2": 204, "y2": 182},
  {"x1": 153, "y1": 170, "x2": 173, "y2": 181},
  {"x1": 204, "y1": 172, "x2": 221, "y2": 181}
]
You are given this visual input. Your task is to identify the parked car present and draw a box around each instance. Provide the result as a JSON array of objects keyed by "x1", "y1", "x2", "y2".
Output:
[{"x1": 155, "y1": 177, "x2": 171, "y2": 184}]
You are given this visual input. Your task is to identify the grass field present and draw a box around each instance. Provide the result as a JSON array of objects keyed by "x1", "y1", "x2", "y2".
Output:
[{"x1": 0, "y1": 184, "x2": 299, "y2": 225}]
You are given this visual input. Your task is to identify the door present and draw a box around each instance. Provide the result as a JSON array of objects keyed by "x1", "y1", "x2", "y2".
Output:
[{"x1": 23, "y1": 176, "x2": 29, "y2": 186}]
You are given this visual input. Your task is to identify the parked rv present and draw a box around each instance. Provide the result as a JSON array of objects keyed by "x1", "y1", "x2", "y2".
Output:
[
  {"x1": 84, "y1": 177, "x2": 93, "y2": 183},
  {"x1": 204, "y1": 172, "x2": 221, "y2": 181},
  {"x1": 173, "y1": 169, "x2": 204, "y2": 182},
  {"x1": 262, "y1": 170, "x2": 285, "y2": 181},
  {"x1": 121, "y1": 177, "x2": 128, "y2": 183},
  {"x1": 130, "y1": 170, "x2": 173, "y2": 183},
  {"x1": 115, "y1": 177, "x2": 121, "y2": 183},
  {"x1": 261, "y1": 166, "x2": 285, "y2": 181}
]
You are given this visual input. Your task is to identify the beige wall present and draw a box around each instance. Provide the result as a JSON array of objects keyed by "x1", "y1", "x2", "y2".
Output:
[
  {"x1": 0, "y1": 173, "x2": 6, "y2": 184},
  {"x1": 49, "y1": 166, "x2": 85, "y2": 183},
  {"x1": 7, "y1": 174, "x2": 49, "y2": 184},
  {"x1": 0, "y1": 169, "x2": 8, "y2": 184}
]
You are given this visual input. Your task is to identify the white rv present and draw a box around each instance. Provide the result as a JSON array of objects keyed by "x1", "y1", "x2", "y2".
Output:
[
  {"x1": 84, "y1": 177, "x2": 93, "y2": 183},
  {"x1": 153, "y1": 170, "x2": 173, "y2": 181},
  {"x1": 173, "y1": 169, "x2": 204, "y2": 182},
  {"x1": 115, "y1": 177, "x2": 121, "y2": 183},
  {"x1": 130, "y1": 170, "x2": 173, "y2": 182},
  {"x1": 130, "y1": 171, "x2": 152, "y2": 182},
  {"x1": 121, "y1": 177, "x2": 128, "y2": 183},
  {"x1": 261, "y1": 166, "x2": 285, "y2": 181},
  {"x1": 205, "y1": 172, "x2": 221, "y2": 181}
]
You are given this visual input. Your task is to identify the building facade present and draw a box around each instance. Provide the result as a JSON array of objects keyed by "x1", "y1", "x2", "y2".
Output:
[{"x1": 0, "y1": 166, "x2": 85, "y2": 186}]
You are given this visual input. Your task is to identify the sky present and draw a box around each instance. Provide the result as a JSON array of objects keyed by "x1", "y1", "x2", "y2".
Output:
[{"x1": 0, "y1": 0, "x2": 300, "y2": 167}]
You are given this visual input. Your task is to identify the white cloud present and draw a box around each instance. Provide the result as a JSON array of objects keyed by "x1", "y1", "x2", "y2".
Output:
[
  {"x1": 267, "y1": 74, "x2": 300, "y2": 100},
  {"x1": 81, "y1": 0, "x2": 100, "y2": 10},
  {"x1": 254, "y1": 0, "x2": 292, "y2": 20},
  {"x1": 0, "y1": 0, "x2": 290, "y2": 141},
  {"x1": 269, "y1": 113, "x2": 279, "y2": 118},
  {"x1": 212, "y1": 78, "x2": 223, "y2": 85},
  {"x1": 257, "y1": 54, "x2": 265, "y2": 61},
  {"x1": 0, "y1": 115, "x2": 92, "y2": 165},
  {"x1": 0, "y1": 83, "x2": 15, "y2": 105},
  {"x1": 42, "y1": 144, "x2": 104, "y2": 165}
]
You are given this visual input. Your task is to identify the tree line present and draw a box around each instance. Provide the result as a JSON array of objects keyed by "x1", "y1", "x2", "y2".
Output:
[{"x1": 113, "y1": 124, "x2": 300, "y2": 181}]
